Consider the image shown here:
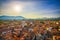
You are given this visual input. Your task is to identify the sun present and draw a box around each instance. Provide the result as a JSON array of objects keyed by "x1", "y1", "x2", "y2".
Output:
[{"x1": 13, "y1": 5, "x2": 23, "y2": 12}]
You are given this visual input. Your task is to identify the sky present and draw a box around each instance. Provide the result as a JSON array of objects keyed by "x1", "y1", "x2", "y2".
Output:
[{"x1": 0, "y1": 0, "x2": 60, "y2": 18}]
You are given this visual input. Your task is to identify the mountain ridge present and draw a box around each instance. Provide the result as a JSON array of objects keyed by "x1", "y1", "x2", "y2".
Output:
[
  {"x1": 0, "y1": 16, "x2": 25, "y2": 20},
  {"x1": 0, "y1": 16, "x2": 60, "y2": 20}
]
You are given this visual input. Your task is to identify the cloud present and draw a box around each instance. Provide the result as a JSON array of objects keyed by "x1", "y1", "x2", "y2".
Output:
[
  {"x1": 37, "y1": 9, "x2": 60, "y2": 17},
  {"x1": 0, "y1": 1, "x2": 36, "y2": 16}
]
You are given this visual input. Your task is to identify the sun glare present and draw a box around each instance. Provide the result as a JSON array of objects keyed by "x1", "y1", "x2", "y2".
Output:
[{"x1": 13, "y1": 5, "x2": 22, "y2": 12}]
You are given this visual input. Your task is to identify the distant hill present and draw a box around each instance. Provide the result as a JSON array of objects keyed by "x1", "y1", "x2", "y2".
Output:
[
  {"x1": 0, "y1": 16, "x2": 25, "y2": 20},
  {"x1": 35, "y1": 17, "x2": 60, "y2": 20},
  {"x1": 0, "y1": 16, "x2": 60, "y2": 20},
  {"x1": 27, "y1": 17, "x2": 60, "y2": 20}
]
